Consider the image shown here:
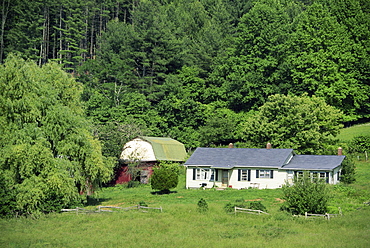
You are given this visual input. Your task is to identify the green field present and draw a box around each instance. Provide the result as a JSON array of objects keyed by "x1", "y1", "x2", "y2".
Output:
[
  {"x1": 1, "y1": 160, "x2": 370, "y2": 248},
  {"x1": 337, "y1": 123, "x2": 370, "y2": 141},
  {"x1": 1, "y1": 124, "x2": 370, "y2": 248}
]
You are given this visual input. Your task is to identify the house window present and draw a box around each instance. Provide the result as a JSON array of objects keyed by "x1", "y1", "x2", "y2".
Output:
[
  {"x1": 294, "y1": 171, "x2": 304, "y2": 179},
  {"x1": 241, "y1": 170, "x2": 249, "y2": 181},
  {"x1": 238, "y1": 169, "x2": 250, "y2": 181},
  {"x1": 294, "y1": 171, "x2": 329, "y2": 183},
  {"x1": 194, "y1": 168, "x2": 212, "y2": 180},
  {"x1": 256, "y1": 170, "x2": 274, "y2": 179}
]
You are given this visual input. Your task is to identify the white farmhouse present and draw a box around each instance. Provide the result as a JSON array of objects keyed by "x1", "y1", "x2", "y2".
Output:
[{"x1": 184, "y1": 147, "x2": 345, "y2": 189}]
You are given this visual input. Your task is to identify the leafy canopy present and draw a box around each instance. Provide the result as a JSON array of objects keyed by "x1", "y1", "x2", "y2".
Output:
[
  {"x1": 0, "y1": 55, "x2": 114, "y2": 216},
  {"x1": 240, "y1": 94, "x2": 344, "y2": 154}
]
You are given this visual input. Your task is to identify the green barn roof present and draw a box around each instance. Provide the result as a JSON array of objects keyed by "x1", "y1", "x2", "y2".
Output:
[{"x1": 140, "y1": 136, "x2": 187, "y2": 161}]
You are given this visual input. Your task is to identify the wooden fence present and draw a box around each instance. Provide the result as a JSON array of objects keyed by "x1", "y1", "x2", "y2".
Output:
[
  {"x1": 61, "y1": 205, "x2": 162, "y2": 214},
  {"x1": 294, "y1": 207, "x2": 343, "y2": 220},
  {"x1": 234, "y1": 207, "x2": 269, "y2": 215}
]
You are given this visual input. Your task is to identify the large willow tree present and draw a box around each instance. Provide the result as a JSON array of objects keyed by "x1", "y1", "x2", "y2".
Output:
[{"x1": 0, "y1": 55, "x2": 113, "y2": 217}]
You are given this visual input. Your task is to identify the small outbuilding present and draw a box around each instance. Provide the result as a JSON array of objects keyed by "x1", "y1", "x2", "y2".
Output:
[{"x1": 114, "y1": 136, "x2": 187, "y2": 184}]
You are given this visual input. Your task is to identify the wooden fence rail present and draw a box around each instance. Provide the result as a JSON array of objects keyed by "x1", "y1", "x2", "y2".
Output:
[
  {"x1": 234, "y1": 207, "x2": 269, "y2": 215},
  {"x1": 302, "y1": 207, "x2": 342, "y2": 220},
  {"x1": 61, "y1": 205, "x2": 162, "y2": 214}
]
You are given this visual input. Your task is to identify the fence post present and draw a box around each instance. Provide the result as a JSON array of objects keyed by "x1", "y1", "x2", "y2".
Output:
[
  {"x1": 305, "y1": 212, "x2": 307, "y2": 219},
  {"x1": 365, "y1": 151, "x2": 368, "y2": 161},
  {"x1": 338, "y1": 207, "x2": 342, "y2": 216}
]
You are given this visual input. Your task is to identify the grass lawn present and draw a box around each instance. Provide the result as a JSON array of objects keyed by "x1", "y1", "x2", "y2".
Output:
[{"x1": 1, "y1": 161, "x2": 370, "y2": 248}]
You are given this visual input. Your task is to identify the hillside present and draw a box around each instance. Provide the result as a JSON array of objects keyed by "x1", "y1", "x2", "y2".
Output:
[{"x1": 337, "y1": 123, "x2": 370, "y2": 142}]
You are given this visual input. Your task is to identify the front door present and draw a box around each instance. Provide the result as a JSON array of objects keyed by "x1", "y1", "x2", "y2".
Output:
[{"x1": 222, "y1": 170, "x2": 228, "y2": 187}]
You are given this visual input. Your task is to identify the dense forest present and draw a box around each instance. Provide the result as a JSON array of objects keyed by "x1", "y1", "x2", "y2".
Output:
[{"x1": 1, "y1": 0, "x2": 369, "y2": 156}]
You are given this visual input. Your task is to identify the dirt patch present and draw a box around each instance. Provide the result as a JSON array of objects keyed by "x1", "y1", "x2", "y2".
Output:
[
  {"x1": 245, "y1": 198, "x2": 262, "y2": 201},
  {"x1": 275, "y1": 198, "x2": 285, "y2": 203}
]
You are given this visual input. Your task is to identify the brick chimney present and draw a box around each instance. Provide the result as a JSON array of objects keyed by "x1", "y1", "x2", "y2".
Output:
[
  {"x1": 266, "y1": 142, "x2": 272, "y2": 149},
  {"x1": 338, "y1": 147, "x2": 343, "y2": 156},
  {"x1": 228, "y1": 143, "x2": 234, "y2": 148}
]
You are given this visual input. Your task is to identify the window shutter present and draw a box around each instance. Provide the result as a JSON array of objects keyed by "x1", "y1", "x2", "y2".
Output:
[
  {"x1": 270, "y1": 170, "x2": 274, "y2": 179},
  {"x1": 215, "y1": 169, "x2": 219, "y2": 181},
  {"x1": 256, "y1": 170, "x2": 259, "y2": 178},
  {"x1": 248, "y1": 170, "x2": 251, "y2": 181},
  {"x1": 193, "y1": 169, "x2": 196, "y2": 180},
  {"x1": 326, "y1": 172, "x2": 329, "y2": 183},
  {"x1": 238, "y1": 169, "x2": 241, "y2": 181}
]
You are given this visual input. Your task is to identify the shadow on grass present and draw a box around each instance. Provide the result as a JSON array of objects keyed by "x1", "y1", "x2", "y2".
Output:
[
  {"x1": 85, "y1": 196, "x2": 111, "y2": 206},
  {"x1": 151, "y1": 190, "x2": 178, "y2": 195}
]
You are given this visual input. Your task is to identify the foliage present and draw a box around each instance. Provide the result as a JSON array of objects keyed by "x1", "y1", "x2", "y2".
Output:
[
  {"x1": 138, "y1": 201, "x2": 148, "y2": 207},
  {"x1": 2, "y1": 0, "x2": 370, "y2": 151},
  {"x1": 0, "y1": 55, "x2": 114, "y2": 216},
  {"x1": 340, "y1": 157, "x2": 356, "y2": 184},
  {"x1": 240, "y1": 94, "x2": 344, "y2": 154},
  {"x1": 150, "y1": 161, "x2": 179, "y2": 193},
  {"x1": 282, "y1": 172, "x2": 330, "y2": 214},
  {"x1": 284, "y1": 2, "x2": 369, "y2": 121},
  {"x1": 197, "y1": 198, "x2": 208, "y2": 213},
  {"x1": 348, "y1": 135, "x2": 370, "y2": 153},
  {"x1": 249, "y1": 201, "x2": 267, "y2": 212}
]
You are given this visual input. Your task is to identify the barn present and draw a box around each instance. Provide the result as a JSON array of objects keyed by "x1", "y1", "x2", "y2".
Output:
[{"x1": 114, "y1": 136, "x2": 187, "y2": 184}]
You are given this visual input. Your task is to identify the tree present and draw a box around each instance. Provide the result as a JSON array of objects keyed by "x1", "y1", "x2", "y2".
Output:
[
  {"x1": 340, "y1": 157, "x2": 356, "y2": 184},
  {"x1": 284, "y1": 2, "x2": 369, "y2": 121},
  {"x1": 209, "y1": 0, "x2": 301, "y2": 111},
  {"x1": 282, "y1": 172, "x2": 330, "y2": 215},
  {"x1": 150, "y1": 162, "x2": 179, "y2": 193},
  {"x1": 240, "y1": 94, "x2": 344, "y2": 154},
  {"x1": 0, "y1": 55, "x2": 114, "y2": 216}
]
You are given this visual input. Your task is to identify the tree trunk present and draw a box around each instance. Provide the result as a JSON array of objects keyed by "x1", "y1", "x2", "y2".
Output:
[{"x1": 0, "y1": 0, "x2": 11, "y2": 64}]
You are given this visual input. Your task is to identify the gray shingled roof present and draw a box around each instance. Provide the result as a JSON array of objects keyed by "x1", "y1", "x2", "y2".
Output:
[
  {"x1": 184, "y1": 148, "x2": 294, "y2": 169},
  {"x1": 282, "y1": 155, "x2": 345, "y2": 171}
]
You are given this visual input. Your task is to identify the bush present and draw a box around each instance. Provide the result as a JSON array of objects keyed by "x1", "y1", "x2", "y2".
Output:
[
  {"x1": 150, "y1": 161, "x2": 179, "y2": 193},
  {"x1": 224, "y1": 200, "x2": 267, "y2": 213},
  {"x1": 197, "y1": 198, "x2": 208, "y2": 212},
  {"x1": 340, "y1": 157, "x2": 356, "y2": 184},
  {"x1": 349, "y1": 135, "x2": 370, "y2": 153},
  {"x1": 282, "y1": 172, "x2": 330, "y2": 215},
  {"x1": 249, "y1": 201, "x2": 267, "y2": 212}
]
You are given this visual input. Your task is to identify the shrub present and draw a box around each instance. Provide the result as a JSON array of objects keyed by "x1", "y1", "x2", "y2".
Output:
[
  {"x1": 349, "y1": 135, "x2": 370, "y2": 153},
  {"x1": 340, "y1": 157, "x2": 356, "y2": 184},
  {"x1": 197, "y1": 198, "x2": 208, "y2": 212},
  {"x1": 151, "y1": 161, "x2": 179, "y2": 193},
  {"x1": 224, "y1": 200, "x2": 267, "y2": 213},
  {"x1": 249, "y1": 201, "x2": 267, "y2": 212},
  {"x1": 282, "y1": 172, "x2": 330, "y2": 215}
]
